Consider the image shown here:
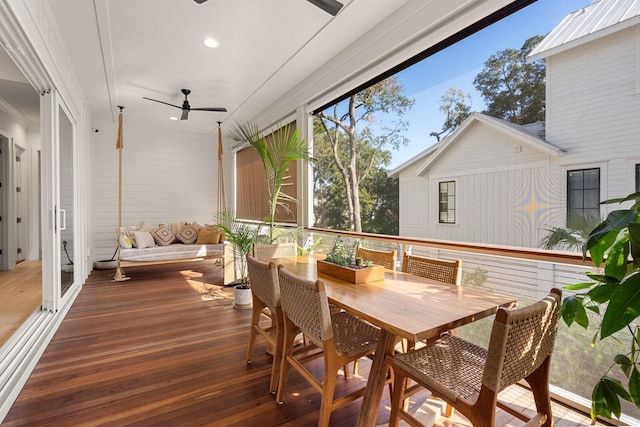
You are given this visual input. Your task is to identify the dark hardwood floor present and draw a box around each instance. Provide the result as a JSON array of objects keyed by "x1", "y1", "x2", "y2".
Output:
[
  {"x1": 3, "y1": 261, "x2": 387, "y2": 427},
  {"x1": 4, "y1": 261, "x2": 604, "y2": 426}
]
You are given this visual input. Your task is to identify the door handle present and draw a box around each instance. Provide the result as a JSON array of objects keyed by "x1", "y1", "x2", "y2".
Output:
[{"x1": 59, "y1": 209, "x2": 66, "y2": 231}]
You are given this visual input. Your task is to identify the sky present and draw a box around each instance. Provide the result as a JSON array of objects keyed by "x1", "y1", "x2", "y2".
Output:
[{"x1": 383, "y1": 0, "x2": 592, "y2": 170}]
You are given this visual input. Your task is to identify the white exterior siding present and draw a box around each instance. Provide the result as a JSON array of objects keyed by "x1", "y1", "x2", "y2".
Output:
[
  {"x1": 397, "y1": 121, "x2": 565, "y2": 248},
  {"x1": 546, "y1": 26, "x2": 640, "y2": 213},
  {"x1": 398, "y1": 161, "x2": 429, "y2": 238},
  {"x1": 423, "y1": 122, "x2": 565, "y2": 248}
]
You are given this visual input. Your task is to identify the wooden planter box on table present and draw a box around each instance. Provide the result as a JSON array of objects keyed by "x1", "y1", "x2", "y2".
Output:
[{"x1": 316, "y1": 260, "x2": 385, "y2": 284}]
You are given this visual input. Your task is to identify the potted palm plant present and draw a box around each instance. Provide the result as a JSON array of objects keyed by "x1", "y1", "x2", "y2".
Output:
[{"x1": 215, "y1": 209, "x2": 259, "y2": 309}]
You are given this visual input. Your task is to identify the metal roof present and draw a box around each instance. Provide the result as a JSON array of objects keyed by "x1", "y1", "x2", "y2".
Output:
[{"x1": 528, "y1": 0, "x2": 640, "y2": 61}]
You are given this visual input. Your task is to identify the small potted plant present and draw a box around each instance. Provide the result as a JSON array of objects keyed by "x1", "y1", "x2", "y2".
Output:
[
  {"x1": 215, "y1": 209, "x2": 259, "y2": 309},
  {"x1": 317, "y1": 236, "x2": 384, "y2": 284}
]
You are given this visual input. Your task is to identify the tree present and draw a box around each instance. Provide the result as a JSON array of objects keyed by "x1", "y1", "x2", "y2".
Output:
[
  {"x1": 315, "y1": 76, "x2": 414, "y2": 232},
  {"x1": 473, "y1": 35, "x2": 545, "y2": 125},
  {"x1": 430, "y1": 86, "x2": 472, "y2": 141}
]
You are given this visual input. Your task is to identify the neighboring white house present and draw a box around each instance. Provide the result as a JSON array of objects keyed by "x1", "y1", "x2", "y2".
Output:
[{"x1": 392, "y1": 0, "x2": 640, "y2": 249}]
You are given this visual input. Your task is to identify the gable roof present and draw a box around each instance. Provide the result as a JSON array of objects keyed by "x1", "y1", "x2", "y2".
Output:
[
  {"x1": 391, "y1": 113, "x2": 564, "y2": 178},
  {"x1": 529, "y1": 0, "x2": 640, "y2": 61},
  {"x1": 388, "y1": 142, "x2": 442, "y2": 178}
]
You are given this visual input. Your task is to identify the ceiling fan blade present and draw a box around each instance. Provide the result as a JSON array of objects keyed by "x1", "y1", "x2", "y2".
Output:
[
  {"x1": 143, "y1": 97, "x2": 181, "y2": 109},
  {"x1": 306, "y1": 0, "x2": 343, "y2": 16},
  {"x1": 190, "y1": 107, "x2": 228, "y2": 112},
  {"x1": 181, "y1": 109, "x2": 189, "y2": 120}
]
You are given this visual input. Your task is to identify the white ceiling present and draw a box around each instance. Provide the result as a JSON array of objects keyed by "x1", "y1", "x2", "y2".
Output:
[
  {"x1": 0, "y1": 0, "x2": 514, "y2": 137},
  {"x1": 43, "y1": 0, "x2": 414, "y2": 137}
]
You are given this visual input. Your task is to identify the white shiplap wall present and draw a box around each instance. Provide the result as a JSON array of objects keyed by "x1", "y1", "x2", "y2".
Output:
[{"x1": 91, "y1": 119, "x2": 218, "y2": 261}]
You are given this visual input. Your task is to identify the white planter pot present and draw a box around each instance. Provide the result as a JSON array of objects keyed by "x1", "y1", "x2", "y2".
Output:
[{"x1": 234, "y1": 285, "x2": 253, "y2": 310}]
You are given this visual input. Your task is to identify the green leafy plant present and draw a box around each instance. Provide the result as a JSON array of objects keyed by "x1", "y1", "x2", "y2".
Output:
[
  {"x1": 561, "y1": 192, "x2": 640, "y2": 420},
  {"x1": 324, "y1": 236, "x2": 367, "y2": 267},
  {"x1": 215, "y1": 209, "x2": 259, "y2": 288},
  {"x1": 229, "y1": 121, "x2": 312, "y2": 243},
  {"x1": 297, "y1": 237, "x2": 323, "y2": 256}
]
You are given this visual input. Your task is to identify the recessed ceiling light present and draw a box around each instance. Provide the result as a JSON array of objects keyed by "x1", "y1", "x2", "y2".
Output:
[
  {"x1": 204, "y1": 38, "x2": 219, "y2": 48},
  {"x1": 169, "y1": 116, "x2": 179, "y2": 121}
]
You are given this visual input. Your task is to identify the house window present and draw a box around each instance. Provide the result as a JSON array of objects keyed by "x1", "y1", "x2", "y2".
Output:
[
  {"x1": 567, "y1": 168, "x2": 600, "y2": 225},
  {"x1": 439, "y1": 181, "x2": 455, "y2": 224}
]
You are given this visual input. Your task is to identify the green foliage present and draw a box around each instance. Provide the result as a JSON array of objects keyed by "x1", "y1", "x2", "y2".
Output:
[
  {"x1": 297, "y1": 237, "x2": 323, "y2": 256},
  {"x1": 314, "y1": 76, "x2": 414, "y2": 233},
  {"x1": 462, "y1": 267, "x2": 488, "y2": 287},
  {"x1": 324, "y1": 236, "x2": 358, "y2": 267},
  {"x1": 215, "y1": 209, "x2": 259, "y2": 287},
  {"x1": 541, "y1": 214, "x2": 602, "y2": 251},
  {"x1": 230, "y1": 121, "x2": 312, "y2": 242},
  {"x1": 561, "y1": 192, "x2": 640, "y2": 420},
  {"x1": 473, "y1": 35, "x2": 545, "y2": 125},
  {"x1": 430, "y1": 86, "x2": 472, "y2": 141}
]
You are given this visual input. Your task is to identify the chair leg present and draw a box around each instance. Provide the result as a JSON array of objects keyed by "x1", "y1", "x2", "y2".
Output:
[
  {"x1": 319, "y1": 356, "x2": 338, "y2": 427},
  {"x1": 246, "y1": 296, "x2": 265, "y2": 364},
  {"x1": 276, "y1": 319, "x2": 298, "y2": 404},
  {"x1": 268, "y1": 311, "x2": 284, "y2": 395},
  {"x1": 526, "y1": 357, "x2": 553, "y2": 427},
  {"x1": 389, "y1": 368, "x2": 408, "y2": 427},
  {"x1": 343, "y1": 364, "x2": 350, "y2": 379}
]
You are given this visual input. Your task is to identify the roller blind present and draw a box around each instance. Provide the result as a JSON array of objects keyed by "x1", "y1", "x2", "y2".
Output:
[{"x1": 236, "y1": 123, "x2": 298, "y2": 223}]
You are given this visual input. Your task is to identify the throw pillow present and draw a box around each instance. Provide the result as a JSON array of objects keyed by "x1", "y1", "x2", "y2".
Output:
[
  {"x1": 151, "y1": 225, "x2": 175, "y2": 246},
  {"x1": 132, "y1": 231, "x2": 156, "y2": 249},
  {"x1": 119, "y1": 234, "x2": 133, "y2": 249},
  {"x1": 204, "y1": 224, "x2": 225, "y2": 241},
  {"x1": 190, "y1": 221, "x2": 203, "y2": 232},
  {"x1": 138, "y1": 221, "x2": 156, "y2": 233},
  {"x1": 176, "y1": 224, "x2": 198, "y2": 244},
  {"x1": 195, "y1": 230, "x2": 221, "y2": 245}
]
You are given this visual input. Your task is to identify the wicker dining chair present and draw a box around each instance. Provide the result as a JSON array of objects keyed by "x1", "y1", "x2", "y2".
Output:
[
  {"x1": 245, "y1": 255, "x2": 283, "y2": 394},
  {"x1": 401, "y1": 252, "x2": 462, "y2": 286},
  {"x1": 276, "y1": 265, "x2": 381, "y2": 427},
  {"x1": 254, "y1": 242, "x2": 353, "y2": 378},
  {"x1": 400, "y1": 252, "x2": 463, "y2": 353},
  {"x1": 355, "y1": 245, "x2": 397, "y2": 270},
  {"x1": 253, "y1": 242, "x2": 297, "y2": 259},
  {"x1": 386, "y1": 288, "x2": 562, "y2": 427}
]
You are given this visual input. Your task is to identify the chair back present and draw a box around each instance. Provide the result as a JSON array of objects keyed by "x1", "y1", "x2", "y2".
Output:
[
  {"x1": 483, "y1": 288, "x2": 562, "y2": 393},
  {"x1": 355, "y1": 245, "x2": 397, "y2": 270},
  {"x1": 277, "y1": 266, "x2": 333, "y2": 348},
  {"x1": 246, "y1": 255, "x2": 280, "y2": 309},
  {"x1": 401, "y1": 252, "x2": 462, "y2": 286},
  {"x1": 253, "y1": 242, "x2": 297, "y2": 259}
]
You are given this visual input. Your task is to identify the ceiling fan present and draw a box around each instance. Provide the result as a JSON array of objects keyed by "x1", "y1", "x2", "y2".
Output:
[
  {"x1": 143, "y1": 89, "x2": 227, "y2": 120},
  {"x1": 193, "y1": 0, "x2": 344, "y2": 16}
]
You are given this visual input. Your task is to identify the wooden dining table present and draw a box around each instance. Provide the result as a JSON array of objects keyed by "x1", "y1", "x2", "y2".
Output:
[{"x1": 270, "y1": 255, "x2": 517, "y2": 427}]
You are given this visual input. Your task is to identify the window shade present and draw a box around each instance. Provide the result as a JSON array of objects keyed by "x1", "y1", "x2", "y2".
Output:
[{"x1": 236, "y1": 123, "x2": 298, "y2": 223}]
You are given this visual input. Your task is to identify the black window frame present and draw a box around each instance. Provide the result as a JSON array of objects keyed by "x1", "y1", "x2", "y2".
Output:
[
  {"x1": 567, "y1": 168, "x2": 600, "y2": 226},
  {"x1": 439, "y1": 181, "x2": 456, "y2": 224}
]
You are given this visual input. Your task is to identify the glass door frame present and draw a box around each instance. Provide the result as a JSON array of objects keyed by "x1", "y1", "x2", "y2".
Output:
[{"x1": 41, "y1": 90, "x2": 78, "y2": 312}]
